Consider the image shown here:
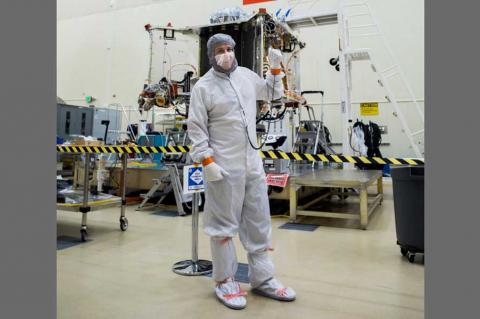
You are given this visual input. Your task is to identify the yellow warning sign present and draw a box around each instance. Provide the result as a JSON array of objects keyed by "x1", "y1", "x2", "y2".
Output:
[{"x1": 360, "y1": 102, "x2": 379, "y2": 116}]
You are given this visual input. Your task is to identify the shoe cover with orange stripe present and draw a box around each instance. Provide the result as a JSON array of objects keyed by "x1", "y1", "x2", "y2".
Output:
[
  {"x1": 252, "y1": 278, "x2": 296, "y2": 301},
  {"x1": 215, "y1": 278, "x2": 247, "y2": 310}
]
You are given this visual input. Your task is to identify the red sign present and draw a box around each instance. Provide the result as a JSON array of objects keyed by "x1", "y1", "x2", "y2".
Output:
[
  {"x1": 243, "y1": 0, "x2": 275, "y2": 5},
  {"x1": 266, "y1": 174, "x2": 289, "y2": 188}
]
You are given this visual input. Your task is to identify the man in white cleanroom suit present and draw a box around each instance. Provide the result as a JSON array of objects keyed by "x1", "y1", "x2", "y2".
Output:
[{"x1": 187, "y1": 33, "x2": 296, "y2": 310}]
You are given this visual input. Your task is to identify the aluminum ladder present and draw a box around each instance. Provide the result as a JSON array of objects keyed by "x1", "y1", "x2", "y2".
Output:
[{"x1": 338, "y1": 0, "x2": 424, "y2": 157}]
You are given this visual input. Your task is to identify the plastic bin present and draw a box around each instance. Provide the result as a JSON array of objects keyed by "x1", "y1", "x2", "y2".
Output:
[{"x1": 391, "y1": 166, "x2": 424, "y2": 263}]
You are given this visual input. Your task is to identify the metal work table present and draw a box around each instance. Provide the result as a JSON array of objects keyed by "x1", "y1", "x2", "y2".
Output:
[
  {"x1": 289, "y1": 168, "x2": 383, "y2": 230},
  {"x1": 57, "y1": 152, "x2": 128, "y2": 241}
]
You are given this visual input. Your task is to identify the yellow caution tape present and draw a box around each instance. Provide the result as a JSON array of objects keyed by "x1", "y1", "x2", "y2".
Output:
[{"x1": 57, "y1": 145, "x2": 424, "y2": 166}]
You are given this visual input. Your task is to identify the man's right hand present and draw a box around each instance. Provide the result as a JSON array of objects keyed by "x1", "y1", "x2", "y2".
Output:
[{"x1": 204, "y1": 162, "x2": 229, "y2": 182}]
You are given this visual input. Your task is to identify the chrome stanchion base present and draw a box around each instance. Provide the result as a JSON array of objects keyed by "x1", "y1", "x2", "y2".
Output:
[{"x1": 172, "y1": 259, "x2": 212, "y2": 276}]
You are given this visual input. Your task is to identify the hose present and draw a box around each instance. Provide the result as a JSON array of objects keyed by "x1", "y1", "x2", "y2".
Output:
[{"x1": 244, "y1": 74, "x2": 279, "y2": 150}]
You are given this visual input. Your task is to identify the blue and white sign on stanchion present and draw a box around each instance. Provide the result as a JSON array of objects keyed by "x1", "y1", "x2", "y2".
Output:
[
  {"x1": 173, "y1": 164, "x2": 212, "y2": 276},
  {"x1": 183, "y1": 165, "x2": 205, "y2": 194}
]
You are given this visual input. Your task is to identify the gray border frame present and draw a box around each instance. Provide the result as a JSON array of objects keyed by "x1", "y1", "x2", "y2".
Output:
[
  {"x1": 426, "y1": 1, "x2": 480, "y2": 318},
  {"x1": 1, "y1": 1, "x2": 480, "y2": 318},
  {"x1": 0, "y1": 1, "x2": 56, "y2": 318}
]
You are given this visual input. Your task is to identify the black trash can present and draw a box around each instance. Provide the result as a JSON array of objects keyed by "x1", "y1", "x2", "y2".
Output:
[{"x1": 391, "y1": 166, "x2": 424, "y2": 263}]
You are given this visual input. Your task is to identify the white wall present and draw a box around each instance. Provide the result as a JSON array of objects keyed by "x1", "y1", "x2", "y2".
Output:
[{"x1": 57, "y1": 0, "x2": 424, "y2": 157}]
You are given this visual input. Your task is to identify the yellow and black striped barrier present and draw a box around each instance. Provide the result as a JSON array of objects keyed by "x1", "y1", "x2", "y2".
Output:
[
  {"x1": 56, "y1": 145, "x2": 424, "y2": 166},
  {"x1": 57, "y1": 144, "x2": 189, "y2": 155}
]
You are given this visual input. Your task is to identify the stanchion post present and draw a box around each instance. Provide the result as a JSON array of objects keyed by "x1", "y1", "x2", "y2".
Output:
[
  {"x1": 172, "y1": 166, "x2": 212, "y2": 276},
  {"x1": 191, "y1": 192, "x2": 199, "y2": 263}
]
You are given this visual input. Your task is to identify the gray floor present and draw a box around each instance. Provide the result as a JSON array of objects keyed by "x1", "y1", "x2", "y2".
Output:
[{"x1": 57, "y1": 185, "x2": 424, "y2": 319}]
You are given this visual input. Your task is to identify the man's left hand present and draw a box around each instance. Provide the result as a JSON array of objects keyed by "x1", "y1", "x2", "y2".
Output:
[{"x1": 268, "y1": 48, "x2": 283, "y2": 73}]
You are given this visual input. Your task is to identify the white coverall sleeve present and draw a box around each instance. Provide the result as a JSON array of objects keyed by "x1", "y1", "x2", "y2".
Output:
[
  {"x1": 187, "y1": 85, "x2": 214, "y2": 163},
  {"x1": 251, "y1": 70, "x2": 285, "y2": 101}
]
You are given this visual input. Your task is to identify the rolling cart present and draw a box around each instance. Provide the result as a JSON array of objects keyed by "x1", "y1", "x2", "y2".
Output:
[{"x1": 57, "y1": 152, "x2": 129, "y2": 242}]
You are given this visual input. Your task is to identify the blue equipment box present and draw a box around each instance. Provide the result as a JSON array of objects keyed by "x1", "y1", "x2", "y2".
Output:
[{"x1": 137, "y1": 134, "x2": 167, "y2": 169}]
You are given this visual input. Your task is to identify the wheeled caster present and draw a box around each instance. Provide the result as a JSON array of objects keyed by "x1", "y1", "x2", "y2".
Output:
[
  {"x1": 80, "y1": 228, "x2": 88, "y2": 242},
  {"x1": 407, "y1": 252, "x2": 416, "y2": 263},
  {"x1": 120, "y1": 217, "x2": 128, "y2": 231},
  {"x1": 400, "y1": 247, "x2": 408, "y2": 256}
]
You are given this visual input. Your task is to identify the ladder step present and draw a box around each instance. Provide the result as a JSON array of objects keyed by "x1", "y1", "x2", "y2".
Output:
[
  {"x1": 384, "y1": 71, "x2": 399, "y2": 79},
  {"x1": 344, "y1": 2, "x2": 367, "y2": 7},
  {"x1": 380, "y1": 65, "x2": 398, "y2": 74},
  {"x1": 411, "y1": 129, "x2": 424, "y2": 137},
  {"x1": 349, "y1": 32, "x2": 380, "y2": 38},
  {"x1": 347, "y1": 13, "x2": 370, "y2": 18},
  {"x1": 348, "y1": 24, "x2": 377, "y2": 29}
]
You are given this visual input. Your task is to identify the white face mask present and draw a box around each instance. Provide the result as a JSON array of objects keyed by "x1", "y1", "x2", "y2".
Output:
[{"x1": 215, "y1": 51, "x2": 235, "y2": 70}]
